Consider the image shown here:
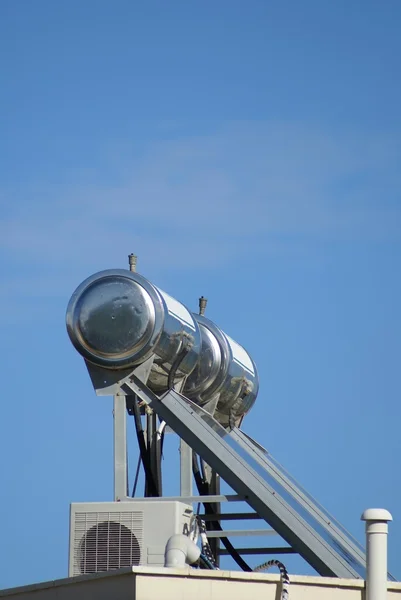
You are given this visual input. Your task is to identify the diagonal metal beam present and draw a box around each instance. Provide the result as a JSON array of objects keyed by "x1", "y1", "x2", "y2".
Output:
[{"x1": 122, "y1": 377, "x2": 367, "y2": 578}]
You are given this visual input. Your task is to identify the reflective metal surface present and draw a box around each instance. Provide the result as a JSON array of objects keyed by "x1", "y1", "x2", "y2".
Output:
[
  {"x1": 66, "y1": 269, "x2": 201, "y2": 390},
  {"x1": 184, "y1": 315, "x2": 227, "y2": 404},
  {"x1": 67, "y1": 273, "x2": 157, "y2": 366},
  {"x1": 67, "y1": 270, "x2": 259, "y2": 423},
  {"x1": 184, "y1": 314, "x2": 259, "y2": 427},
  {"x1": 215, "y1": 331, "x2": 259, "y2": 427}
]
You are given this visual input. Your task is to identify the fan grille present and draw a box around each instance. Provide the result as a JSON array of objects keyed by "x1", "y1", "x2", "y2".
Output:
[{"x1": 74, "y1": 511, "x2": 143, "y2": 575}]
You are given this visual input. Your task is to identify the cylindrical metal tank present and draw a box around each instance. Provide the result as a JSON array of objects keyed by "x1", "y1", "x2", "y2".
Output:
[
  {"x1": 66, "y1": 269, "x2": 201, "y2": 392},
  {"x1": 184, "y1": 315, "x2": 259, "y2": 428}
]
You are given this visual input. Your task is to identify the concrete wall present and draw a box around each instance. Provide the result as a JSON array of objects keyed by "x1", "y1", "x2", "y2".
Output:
[{"x1": 1, "y1": 567, "x2": 401, "y2": 600}]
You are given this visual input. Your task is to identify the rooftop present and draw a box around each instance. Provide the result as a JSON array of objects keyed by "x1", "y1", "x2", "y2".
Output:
[{"x1": 1, "y1": 568, "x2": 401, "y2": 600}]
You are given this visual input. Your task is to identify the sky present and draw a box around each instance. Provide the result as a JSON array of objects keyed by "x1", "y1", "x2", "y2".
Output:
[{"x1": 1, "y1": 0, "x2": 401, "y2": 589}]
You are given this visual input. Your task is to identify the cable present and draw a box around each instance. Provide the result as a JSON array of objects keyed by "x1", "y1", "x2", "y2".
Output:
[
  {"x1": 154, "y1": 419, "x2": 166, "y2": 495},
  {"x1": 131, "y1": 395, "x2": 159, "y2": 497},
  {"x1": 253, "y1": 559, "x2": 290, "y2": 600},
  {"x1": 189, "y1": 514, "x2": 200, "y2": 545},
  {"x1": 126, "y1": 449, "x2": 129, "y2": 497},
  {"x1": 160, "y1": 426, "x2": 166, "y2": 457},
  {"x1": 200, "y1": 553, "x2": 218, "y2": 570},
  {"x1": 198, "y1": 458, "x2": 219, "y2": 561},
  {"x1": 197, "y1": 516, "x2": 219, "y2": 569},
  {"x1": 198, "y1": 555, "x2": 213, "y2": 570},
  {"x1": 192, "y1": 452, "x2": 252, "y2": 572},
  {"x1": 131, "y1": 455, "x2": 141, "y2": 497},
  {"x1": 168, "y1": 336, "x2": 192, "y2": 390},
  {"x1": 200, "y1": 457, "x2": 207, "y2": 483},
  {"x1": 147, "y1": 412, "x2": 159, "y2": 496}
]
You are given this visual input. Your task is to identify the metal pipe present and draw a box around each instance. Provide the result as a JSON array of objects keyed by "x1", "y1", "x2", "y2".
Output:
[
  {"x1": 128, "y1": 253, "x2": 137, "y2": 272},
  {"x1": 199, "y1": 296, "x2": 207, "y2": 316},
  {"x1": 361, "y1": 508, "x2": 393, "y2": 600},
  {"x1": 113, "y1": 394, "x2": 128, "y2": 501}
]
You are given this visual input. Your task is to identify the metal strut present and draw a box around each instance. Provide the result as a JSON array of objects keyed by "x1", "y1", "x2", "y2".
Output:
[{"x1": 121, "y1": 376, "x2": 368, "y2": 579}]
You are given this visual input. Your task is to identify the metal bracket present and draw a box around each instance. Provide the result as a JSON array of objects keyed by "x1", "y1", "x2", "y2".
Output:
[{"x1": 85, "y1": 355, "x2": 155, "y2": 397}]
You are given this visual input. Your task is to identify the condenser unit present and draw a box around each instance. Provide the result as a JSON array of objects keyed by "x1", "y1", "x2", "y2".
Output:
[{"x1": 69, "y1": 500, "x2": 193, "y2": 577}]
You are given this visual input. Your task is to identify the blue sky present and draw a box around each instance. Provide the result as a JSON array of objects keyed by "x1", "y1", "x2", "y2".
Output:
[{"x1": 1, "y1": 0, "x2": 401, "y2": 588}]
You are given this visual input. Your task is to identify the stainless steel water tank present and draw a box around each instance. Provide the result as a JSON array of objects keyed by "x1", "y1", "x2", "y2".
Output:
[
  {"x1": 66, "y1": 269, "x2": 201, "y2": 392},
  {"x1": 184, "y1": 315, "x2": 259, "y2": 428}
]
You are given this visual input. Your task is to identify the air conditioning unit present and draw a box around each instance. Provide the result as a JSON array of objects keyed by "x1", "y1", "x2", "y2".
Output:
[{"x1": 69, "y1": 500, "x2": 193, "y2": 577}]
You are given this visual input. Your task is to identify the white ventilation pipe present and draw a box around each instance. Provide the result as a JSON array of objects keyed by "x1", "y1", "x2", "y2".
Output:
[
  {"x1": 164, "y1": 534, "x2": 201, "y2": 568},
  {"x1": 361, "y1": 508, "x2": 393, "y2": 600}
]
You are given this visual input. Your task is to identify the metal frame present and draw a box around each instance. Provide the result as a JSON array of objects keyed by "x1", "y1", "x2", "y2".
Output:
[
  {"x1": 113, "y1": 393, "x2": 128, "y2": 500},
  {"x1": 85, "y1": 359, "x2": 369, "y2": 578},
  {"x1": 120, "y1": 375, "x2": 367, "y2": 579},
  {"x1": 179, "y1": 439, "x2": 193, "y2": 497}
]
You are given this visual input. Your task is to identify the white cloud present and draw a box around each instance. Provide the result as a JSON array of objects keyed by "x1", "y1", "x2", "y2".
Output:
[{"x1": 0, "y1": 120, "x2": 400, "y2": 320}]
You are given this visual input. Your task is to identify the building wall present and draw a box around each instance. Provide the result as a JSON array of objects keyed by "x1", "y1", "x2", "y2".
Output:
[{"x1": 1, "y1": 567, "x2": 401, "y2": 600}]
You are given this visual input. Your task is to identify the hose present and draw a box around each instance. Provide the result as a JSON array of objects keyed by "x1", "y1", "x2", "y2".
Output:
[
  {"x1": 254, "y1": 559, "x2": 290, "y2": 600},
  {"x1": 154, "y1": 419, "x2": 166, "y2": 495},
  {"x1": 147, "y1": 411, "x2": 159, "y2": 496}
]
